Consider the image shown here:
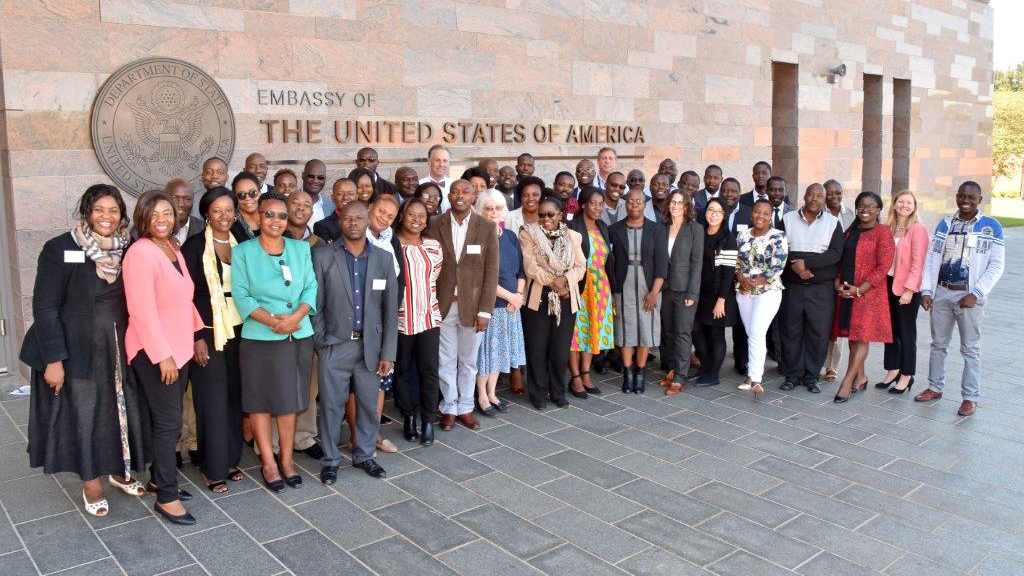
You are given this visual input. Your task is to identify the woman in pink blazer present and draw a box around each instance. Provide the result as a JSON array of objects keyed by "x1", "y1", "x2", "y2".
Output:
[
  {"x1": 123, "y1": 190, "x2": 203, "y2": 526},
  {"x1": 876, "y1": 190, "x2": 929, "y2": 395}
]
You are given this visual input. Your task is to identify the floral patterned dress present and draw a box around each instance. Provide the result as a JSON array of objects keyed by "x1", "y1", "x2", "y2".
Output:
[{"x1": 571, "y1": 230, "x2": 615, "y2": 353}]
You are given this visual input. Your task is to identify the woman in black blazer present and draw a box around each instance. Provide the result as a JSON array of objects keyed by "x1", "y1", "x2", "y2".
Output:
[
  {"x1": 608, "y1": 189, "x2": 668, "y2": 393},
  {"x1": 180, "y1": 187, "x2": 245, "y2": 493},
  {"x1": 20, "y1": 184, "x2": 148, "y2": 517},
  {"x1": 658, "y1": 190, "x2": 704, "y2": 395},
  {"x1": 691, "y1": 198, "x2": 739, "y2": 387}
]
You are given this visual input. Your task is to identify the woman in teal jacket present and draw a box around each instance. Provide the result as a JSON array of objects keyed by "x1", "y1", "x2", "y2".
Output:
[{"x1": 232, "y1": 192, "x2": 317, "y2": 492}]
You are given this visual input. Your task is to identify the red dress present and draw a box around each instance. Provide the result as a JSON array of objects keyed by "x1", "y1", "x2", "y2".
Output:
[{"x1": 831, "y1": 224, "x2": 895, "y2": 343}]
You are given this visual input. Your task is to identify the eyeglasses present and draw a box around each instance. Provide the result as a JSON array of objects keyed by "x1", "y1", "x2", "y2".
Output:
[
  {"x1": 537, "y1": 212, "x2": 559, "y2": 219},
  {"x1": 236, "y1": 190, "x2": 258, "y2": 199},
  {"x1": 669, "y1": 199, "x2": 688, "y2": 205},
  {"x1": 262, "y1": 210, "x2": 288, "y2": 220},
  {"x1": 626, "y1": 199, "x2": 645, "y2": 206}
]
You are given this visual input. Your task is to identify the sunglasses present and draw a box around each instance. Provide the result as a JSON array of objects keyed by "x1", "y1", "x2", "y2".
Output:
[
  {"x1": 236, "y1": 190, "x2": 258, "y2": 199},
  {"x1": 538, "y1": 211, "x2": 559, "y2": 219},
  {"x1": 262, "y1": 210, "x2": 288, "y2": 220}
]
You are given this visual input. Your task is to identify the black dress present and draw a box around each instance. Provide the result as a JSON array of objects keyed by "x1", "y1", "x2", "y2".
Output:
[{"x1": 27, "y1": 274, "x2": 148, "y2": 479}]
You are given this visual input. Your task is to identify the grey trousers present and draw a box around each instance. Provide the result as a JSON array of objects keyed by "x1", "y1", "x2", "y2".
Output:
[
  {"x1": 317, "y1": 341, "x2": 380, "y2": 466},
  {"x1": 927, "y1": 285, "x2": 984, "y2": 401},
  {"x1": 438, "y1": 302, "x2": 484, "y2": 416}
]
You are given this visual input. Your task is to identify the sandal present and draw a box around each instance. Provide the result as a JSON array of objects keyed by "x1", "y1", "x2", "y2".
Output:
[
  {"x1": 824, "y1": 369, "x2": 838, "y2": 382},
  {"x1": 569, "y1": 374, "x2": 588, "y2": 399},
  {"x1": 205, "y1": 480, "x2": 228, "y2": 494},
  {"x1": 108, "y1": 475, "x2": 146, "y2": 497},
  {"x1": 227, "y1": 469, "x2": 245, "y2": 482},
  {"x1": 82, "y1": 491, "x2": 108, "y2": 517}
]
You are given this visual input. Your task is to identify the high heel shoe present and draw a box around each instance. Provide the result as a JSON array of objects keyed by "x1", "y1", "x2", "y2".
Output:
[
  {"x1": 403, "y1": 412, "x2": 419, "y2": 442},
  {"x1": 875, "y1": 375, "x2": 898, "y2": 389},
  {"x1": 888, "y1": 376, "x2": 914, "y2": 395},
  {"x1": 858, "y1": 378, "x2": 868, "y2": 391},
  {"x1": 621, "y1": 366, "x2": 634, "y2": 393},
  {"x1": 632, "y1": 365, "x2": 646, "y2": 394},
  {"x1": 569, "y1": 374, "x2": 588, "y2": 399},
  {"x1": 851, "y1": 377, "x2": 868, "y2": 394},
  {"x1": 420, "y1": 421, "x2": 434, "y2": 446}
]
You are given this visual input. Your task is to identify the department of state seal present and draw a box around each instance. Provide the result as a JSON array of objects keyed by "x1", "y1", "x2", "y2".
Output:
[{"x1": 91, "y1": 57, "x2": 235, "y2": 197}]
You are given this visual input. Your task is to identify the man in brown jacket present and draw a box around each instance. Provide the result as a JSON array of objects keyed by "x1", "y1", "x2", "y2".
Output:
[{"x1": 424, "y1": 179, "x2": 500, "y2": 430}]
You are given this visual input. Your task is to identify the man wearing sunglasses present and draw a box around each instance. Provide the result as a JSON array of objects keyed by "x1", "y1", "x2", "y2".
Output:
[{"x1": 302, "y1": 159, "x2": 335, "y2": 230}]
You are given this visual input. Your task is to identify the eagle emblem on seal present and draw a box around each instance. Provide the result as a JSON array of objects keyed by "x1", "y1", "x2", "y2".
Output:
[{"x1": 121, "y1": 80, "x2": 215, "y2": 176}]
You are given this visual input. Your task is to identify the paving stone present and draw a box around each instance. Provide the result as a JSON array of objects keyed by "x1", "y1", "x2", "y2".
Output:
[
  {"x1": 674, "y1": 430, "x2": 766, "y2": 465},
  {"x1": 796, "y1": 552, "x2": 879, "y2": 576},
  {"x1": 536, "y1": 474, "x2": 645, "y2": 523},
  {"x1": 840, "y1": 414, "x2": 932, "y2": 445},
  {"x1": 541, "y1": 449, "x2": 636, "y2": 489},
  {"x1": 605, "y1": 407, "x2": 692, "y2": 439},
  {"x1": 708, "y1": 550, "x2": 792, "y2": 576},
  {"x1": 404, "y1": 443, "x2": 493, "y2": 483},
  {"x1": 263, "y1": 530, "x2": 373, "y2": 576},
  {"x1": 328, "y1": 464, "x2": 410, "y2": 510},
  {"x1": 857, "y1": 435, "x2": 953, "y2": 470},
  {"x1": 436, "y1": 423, "x2": 501, "y2": 455},
  {"x1": 971, "y1": 552, "x2": 1024, "y2": 576},
  {"x1": 59, "y1": 558, "x2": 131, "y2": 576},
  {"x1": 905, "y1": 484, "x2": 1024, "y2": 531},
  {"x1": 53, "y1": 473, "x2": 153, "y2": 530},
  {"x1": 616, "y1": 510, "x2": 734, "y2": 566},
  {"x1": 97, "y1": 517, "x2": 192, "y2": 576},
  {"x1": 882, "y1": 553, "x2": 962, "y2": 576},
  {"x1": 771, "y1": 396, "x2": 853, "y2": 423},
  {"x1": 461, "y1": 472, "x2": 563, "y2": 520},
  {"x1": 216, "y1": 488, "x2": 308, "y2": 543},
  {"x1": 749, "y1": 455, "x2": 852, "y2": 496},
  {"x1": 834, "y1": 485, "x2": 948, "y2": 531},
  {"x1": 784, "y1": 415, "x2": 874, "y2": 444},
  {"x1": 602, "y1": 391, "x2": 682, "y2": 418},
  {"x1": 390, "y1": 469, "x2": 479, "y2": 515},
  {"x1": 739, "y1": 432, "x2": 831, "y2": 467},
  {"x1": 613, "y1": 479, "x2": 719, "y2": 526},
  {"x1": 726, "y1": 411, "x2": 813, "y2": 443},
  {"x1": 351, "y1": 536, "x2": 459, "y2": 576},
  {"x1": 799, "y1": 434, "x2": 895, "y2": 468},
  {"x1": 777, "y1": 514, "x2": 902, "y2": 571},
  {"x1": 684, "y1": 397, "x2": 745, "y2": 420},
  {"x1": 16, "y1": 511, "x2": 108, "y2": 574},
  {"x1": 606, "y1": 427, "x2": 699, "y2": 462},
  {"x1": 546, "y1": 406, "x2": 627, "y2": 436},
  {"x1": 677, "y1": 452, "x2": 782, "y2": 494},
  {"x1": 571, "y1": 395, "x2": 630, "y2": 417},
  {"x1": 0, "y1": 441, "x2": 36, "y2": 483},
  {"x1": 608, "y1": 452, "x2": 708, "y2": 494},
  {"x1": 815, "y1": 457, "x2": 921, "y2": 497},
  {"x1": 714, "y1": 393, "x2": 799, "y2": 421},
  {"x1": 932, "y1": 515, "x2": 1024, "y2": 561},
  {"x1": 0, "y1": 550, "x2": 37, "y2": 576},
  {"x1": 533, "y1": 506, "x2": 648, "y2": 563},
  {"x1": 761, "y1": 483, "x2": 876, "y2": 530},
  {"x1": 437, "y1": 540, "x2": 545, "y2": 576},
  {"x1": 615, "y1": 547, "x2": 712, "y2": 576},
  {"x1": 666, "y1": 411, "x2": 750, "y2": 441},
  {"x1": 473, "y1": 446, "x2": 565, "y2": 486},
  {"x1": 688, "y1": 481, "x2": 799, "y2": 528},
  {"x1": 496, "y1": 406, "x2": 570, "y2": 435},
  {"x1": 179, "y1": 524, "x2": 281, "y2": 576},
  {"x1": 293, "y1": 494, "x2": 395, "y2": 550},
  {"x1": 0, "y1": 511, "x2": 20, "y2": 556},
  {"x1": 698, "y1": 512, "x2": 819, "y2": 569},
  {"x1": 454, "y1": 503, "x2": 562, "y2": 558},
  {"x1": 544, "y1": 427, "x2": 634, "y2": 462},
  {"x1": 374, "y1": 498, "x2": 476, "y2": 554},
  {"x1": 480, "y1": 424, "x2": 566, "y2": 458},
  {"x1": 0, "y1": 474, "x2": 74, "y2": 523},
  {"x1": 857, "y1": 515, "x2": 988, "y2": 572},
  {"x1": 528, "y1": 544, "x2": 629, "y2": 576}
]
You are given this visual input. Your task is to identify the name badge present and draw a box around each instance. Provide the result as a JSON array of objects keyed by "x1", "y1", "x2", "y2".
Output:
[
  {"x1": 63, "y1": 250, "x2": 85, "y2": 263},
  {"x1": 566, "y1": 213, "x2": 574, "y2": 221},
  {"x1": 372, "y1": 278, "x2": 386, "y2": 290},
  {"x1": 281, "y1": 264, "x2": 293, "y2": 283},
  {"x1": 736, "y1": 224, "x2": 749, "y2": 233},
  {"x1": 966, "y1": 234, "x2": 979, "y2": 248},
  {"x1": 466, "y1": 244, "x2": 481, "y2": 255}
]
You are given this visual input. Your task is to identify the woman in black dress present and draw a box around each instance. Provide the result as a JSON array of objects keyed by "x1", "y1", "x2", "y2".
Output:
[
  {"x1": 181, "y1": 187, "x2": 245, "y2": 493},
  {"x1": 21, "y1": 184, "x2": 148, "y2": 517},
  {"x1": 691, "y1": 198, "x2": 739, "y2": 387}
]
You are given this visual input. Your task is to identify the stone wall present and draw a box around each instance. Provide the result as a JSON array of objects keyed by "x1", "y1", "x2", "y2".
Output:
[{"x1": 0, "y1": 0, "x2": 994, "y2": 334}]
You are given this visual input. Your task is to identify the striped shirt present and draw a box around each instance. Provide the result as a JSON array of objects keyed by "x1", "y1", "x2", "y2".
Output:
[{"x1": 398, "y1": 238, "x2": 443, "y2": 335}]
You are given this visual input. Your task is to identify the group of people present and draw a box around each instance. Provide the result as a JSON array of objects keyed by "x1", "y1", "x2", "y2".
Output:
[{"x1": 21, "y1": 144, "x2": 1004, "y2": 526}]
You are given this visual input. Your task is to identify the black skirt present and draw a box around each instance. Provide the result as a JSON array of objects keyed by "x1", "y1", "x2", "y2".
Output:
[{"x1": 240, "y1": 337, "x2": 313, "y2": 414}]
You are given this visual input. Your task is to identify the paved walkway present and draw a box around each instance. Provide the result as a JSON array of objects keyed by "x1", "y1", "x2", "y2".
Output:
[{"x1": 0, "y1": 229, "x2": 1021, "y2": 576}]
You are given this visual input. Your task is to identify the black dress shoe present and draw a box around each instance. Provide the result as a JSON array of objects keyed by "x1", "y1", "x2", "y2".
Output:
[
  {"x1": 805, "y1": 382, "x2": 821, "y2": 394},
  {"x1": 301, "y1": 442, "x2": 325, "y2": 460},
  {"x1": 175, "y1": 452, "x2": 183, "y2": 470},
  {"x1": 421, "y1": 422, "x2": 434, "y2": 446},
  {"x1": 621, "y1": 366, "x2": 634, "y2": 393},
  {"x1": 494, "y1": 400, "x2": 510, "y2": 413},
  {"x1": 403, "y1": 415, "x2": 420, "y2": 441},
  {"x1": 478, "y1": 404, "x2": 499, "y2": 417},
  {"x1": 695, "y1": 375, "x2": 720, "y2": 387},
  {"x1": 555, "y1": 398, "x2": 569, "y2": 408},
  {"x1": 569, "y1": 387, "x2": 588, "y2": 399},
  {"x1": 147, "y1": 482, "x2": 192, "y2": 501},
  {"x1": 320, "y1": 466, "x2": 338, "y2": 485},
  {"x1": 633, "y1": 366, "x2": 646, "y2": 394},
  {"x1": 354, "y1": 459, "x2": 387, "y2": 478},
  {"x1": 188, "y1": 449, "x2": 202, "y2": 466},
  {"x1": 779, "y1": 380, "x2": 797, "y2": 391},
  {"x1": 531, "y1": 399, "x2": 545, "y2": 410},
  {"x1": 154, "y1": 503, "x2": 196, "y2": 525}
]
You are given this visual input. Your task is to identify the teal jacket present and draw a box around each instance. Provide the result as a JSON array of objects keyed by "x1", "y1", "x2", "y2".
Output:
[{"x1": 231, "y1": 237, "x2": 318, "y2": 341}]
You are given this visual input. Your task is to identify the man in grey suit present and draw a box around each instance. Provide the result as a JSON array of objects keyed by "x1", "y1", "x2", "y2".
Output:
[{"x1": 311, "y1": 202, "x2": 398, "y2": 484}]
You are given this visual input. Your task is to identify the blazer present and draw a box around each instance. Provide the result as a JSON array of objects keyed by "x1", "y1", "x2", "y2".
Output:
[
  {"x1": 231, "y1": 237, "x2": 318, "y2": 341},
  {"x1": 568, "y1": 215, "x2": 615, "y2": 292},
  {"x1": 181, "y1": 216, "x2": 205, "y2": 242},
  {"x1": 19, "y1": 233, "x2": 126, "y2": 377},
  {"x1": 123, "y1": 239, "x2": 203, "y2": 368},
  {"x1": 665, "y1": 220, "x2": 704, "y2": 299},
  {"x1": 312, "y1": 212, "x2": 341, "y2": 243},
  {"x1": 423, "y1": 211, "x2": 500, "y2": 327},
  {"x1": 519, "y1": 227, "x2": 587, "y2": 314},
  {"x1": 739, "y1": 191, "x2": 792, "y2": 208},
  {"x1": 727, "y1": 204, "x2": 752, "y2": 236},
  {"x1": 311, "y1": 241, "x2": 398, "y2": 370},
  {"x1": 180, "y1": 231, "x2": 231, "y2": 343},
  {"x1": 890, "y1": 221, "x2": 928, "y2": 295},
  {"x1": 608, "y1": 218, "x2": 669, "y2": 294}
]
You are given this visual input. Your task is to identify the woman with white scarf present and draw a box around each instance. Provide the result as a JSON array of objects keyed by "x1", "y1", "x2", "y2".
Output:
[
  {"x1": 181, "y1": 187, "x2": 245, "y2": 493},
  {"x1": 519, "y1": 195, "x2": 587, "y2": 411},
  {"x1": 21, "y1": 184, "x2": 148, "y2": 517}
]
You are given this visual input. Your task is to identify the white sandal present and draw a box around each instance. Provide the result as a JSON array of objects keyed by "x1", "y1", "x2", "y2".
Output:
[
  {"x1": 82, "y1": 491, "x2": 109, "y2": 517},
  {"x1": 108, "y1": 475, "x2": 146, "y2": 497}
]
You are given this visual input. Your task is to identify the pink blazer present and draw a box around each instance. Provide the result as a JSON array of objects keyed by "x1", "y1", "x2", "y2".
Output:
[
  {"x1": 891, "y1": 222, "x2": 929, "y2": 295},
  {"x1": 123, "y1": 239, "x2": 203, "y2": 368}
]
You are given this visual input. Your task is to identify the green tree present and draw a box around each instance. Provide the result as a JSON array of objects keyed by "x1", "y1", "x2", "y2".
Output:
[
  {"x1": 993, "y1": 88, "x2": 1024, "y2": 195},
  {"x1": 995, "y1": 63, "x2": 1024, "y2": 92}
]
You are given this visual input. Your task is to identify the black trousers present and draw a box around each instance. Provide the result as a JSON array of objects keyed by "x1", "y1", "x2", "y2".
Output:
[
  {"x1": 781, "y1": 282, "x2": 836, "y2": 384},
  {"x1": 693, "y1": 323, "x2": 727, "y2": 380},
  {"x1": 395, "y1": 327, "x2": 440, "y2": 424},
  {"x1": 132, "y1": 350, "x2": 188, "y2": 504},
  {"x1": 189, "y1": 335, "x2": 243, "y2": 482},
  {"x1": 521, "y1": 296, "x2": 575, "y2": 405},
  {"x1": 884, "y1": 277, "x2": 921, "y2": 375},
  {"x1": 732, "y1": 322, "x2": 748, "y2": 374},
  {"x1": 660, "y1": 290, "x2": 698, "y2": 374}
]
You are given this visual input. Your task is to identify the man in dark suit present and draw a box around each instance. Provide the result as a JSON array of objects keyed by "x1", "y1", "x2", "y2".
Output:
[
  {"x1": 313, "y1": 178, "x2": 356, "y2": 243},
  {"x1": 168, "y1": 180, "x2": 205, "y2": 245},
  {"x1": 311, "y1": 201, "x2": 398, "y2": 484},
  {"x1": 766, "y1": 176, "x2": 795, "y2": 229},
  {"x1": 718, "y1": 177, "x2": 753, "y2": 374},
  {"x1": 356, "y1": 147, "x2": 396, "y2": 197},
  {"x1": 394, "y1": 166, "x2": 419, "y2": 204},
  {"x1": 739, "y1": 160, "x2": 773, "y2": 207},
  {"x1": 245, "y1": 152, "x2": 274, "y2": 194},
  {"x1": 693, "y1": 164, "x2": 723, "y2": 215},
  {"x1": 424, "y1": 179, "x2": 499, "y2": 431}
]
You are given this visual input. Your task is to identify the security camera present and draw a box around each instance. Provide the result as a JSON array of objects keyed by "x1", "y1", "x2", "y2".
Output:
[{"x1": 826, "y1": 63, "x2": 847, "y2": 84}]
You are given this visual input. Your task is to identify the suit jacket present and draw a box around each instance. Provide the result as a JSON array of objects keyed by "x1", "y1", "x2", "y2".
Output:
[
  {"x1": 313, "y1": 212, "x2": 342, "y2": 244},
  {"x1": 891, "y1": 222, "x2": 928, "y2": 295},
  {"x1": 568, "y1": 215, "x2": 614, "y2": 292},
  {"x1": 693, "y1": 189, "x2": 717, "y2": 215},
  {"x1": 770, "y1": 203, "x2": 795, "y2": 229},
  {"x1": 739, "y1": 190, "x2": 792, "y2": 208},
  {"x1": 373, "y1": 174, "x2": 396, "y2": 197},
  {"x1": 311, "y1": 241, "x2": 398, "y2": 370},
  {"x1": 180, "y1": 231, "x2": 231, "y2": 344},
  {"x1": 666, "y1": 221, "x2": 704, "y2": 299},
  {"x1": 726, "y1": 204, "x2": 752, "y2": 236},
  {"x1": 123, "y1": 238, "x2": 204, "y2": 368},
  {"x1": 423, "y1": 211, "x2": 500, "y2": 327},
  {"x1": 182, "y1": 215, "x2": 205, "y2": 241},
  {"x1": 19, "y1": 233, "x2": 128, "y2": 377},
  {"x1": 608, "y1": 218, "x2": 669, "y2": 294}
]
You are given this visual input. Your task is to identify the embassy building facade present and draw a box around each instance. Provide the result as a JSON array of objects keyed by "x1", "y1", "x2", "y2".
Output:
[{"x1": 0, "y1": 0, "x2": 995, "y2": 373}]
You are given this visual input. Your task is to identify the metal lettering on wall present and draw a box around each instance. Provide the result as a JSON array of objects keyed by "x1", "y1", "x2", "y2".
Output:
[{"x1": 91, "y1": 57, "x2": 236, "y2": 197}]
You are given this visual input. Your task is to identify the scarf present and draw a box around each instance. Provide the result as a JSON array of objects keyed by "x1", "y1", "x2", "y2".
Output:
[
  {"x1": 524, "y1": 222, "x2": 575, "y2": 324},
  {"x1": 202, "y1": 226, "x2": 238, "y2": 351},
  {"x1": 71, "y1": 221, "x2": 128, "y2": 283}
]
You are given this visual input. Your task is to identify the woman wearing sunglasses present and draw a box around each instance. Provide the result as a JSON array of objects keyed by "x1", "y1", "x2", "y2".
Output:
[
  {"x1": 230, "y1": 171, "x2": 262, "y2": 241},
  {"x1": 231, "y1": 192, "x2": 318, "y2": 492}
]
